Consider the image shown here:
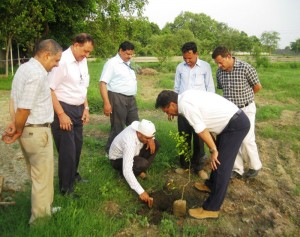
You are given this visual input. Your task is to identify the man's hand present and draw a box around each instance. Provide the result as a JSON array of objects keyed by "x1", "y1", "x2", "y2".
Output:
[
  {"x1": 210, "y1": 151, "x2": 220, "y2": 170},
  {"x1": 139, "y1": 191, "x2": 153, "y2": 208},
  {"x1": 58, "y1": 113, "x2": 73, "y2": 131},
  {"x1": 4, "y1": 123, "x2": 16, "y2": 136},
  {"x1": 2, "y1": 130, "x2": 22, "y2": 144},
  {"x1": 146, "y1": 138, "x2": 156, "y2": 154},
  {"x1": 167, "y1": 114, "x2": 174, "y2": 121},
  {"x1": 103, "y1": 102, "x2": 112, "y2": 116},
  {"x1": 82, "y1": 109, "x2": 90, "y2": 125}
]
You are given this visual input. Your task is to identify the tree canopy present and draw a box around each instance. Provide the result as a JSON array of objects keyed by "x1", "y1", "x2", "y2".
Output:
[{"x1": 2, "y1": 0, "x2": 295, "y2": 76}]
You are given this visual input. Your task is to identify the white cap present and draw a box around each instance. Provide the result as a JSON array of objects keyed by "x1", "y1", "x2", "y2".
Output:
[{"x1": 131, "y1": 119, "x2": 156, "y2": 137}]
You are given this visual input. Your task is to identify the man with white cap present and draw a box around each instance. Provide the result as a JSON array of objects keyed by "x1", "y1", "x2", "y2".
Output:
[{"x1": 109, "y1": 119, "x2": 159, "y2": 207}]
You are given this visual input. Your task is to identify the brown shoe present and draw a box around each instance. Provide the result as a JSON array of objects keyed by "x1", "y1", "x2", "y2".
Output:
[
  {"x1": 194, "y1": 182, "x2": 211, "y2": 193},
  {"x1": 175, "y1": 168, "x2": 189, "y2": 174},
  {"x1": 189, "y1": 207, "x2": 219, "y2": 219},
  {"x1": 139, "y1": 172, "x2": 147, "y2": 179}
]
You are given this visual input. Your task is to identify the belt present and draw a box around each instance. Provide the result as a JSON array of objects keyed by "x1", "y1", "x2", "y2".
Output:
[
  {"x1": 25, "y1": 123, "x2": 51, "y2": 128},
  {"x1": 238, "y1": 101, "x2": 252, "y2": 108}
]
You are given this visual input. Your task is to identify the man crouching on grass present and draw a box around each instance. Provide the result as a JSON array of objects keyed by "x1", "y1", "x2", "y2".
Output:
[
  {"x1": 155, "y1": 90, "x2": 250, "y2": 219},
  {"x1": 108, "y1": 119, "x2": 159, "y2": 207}
]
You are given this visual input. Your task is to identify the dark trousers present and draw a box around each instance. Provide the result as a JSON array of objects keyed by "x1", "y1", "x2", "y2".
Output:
[
  {"x1": 178, "y1": 114, "x2": 205, "y2": 171},
  {"x1": 51, "y1": 101, "x2": 84, "y2": 193},
  {"x1": 106, "y1": 91, "x2": 139, "y2": 153},
  {"x1": 203, "y1": 110, "x2": 250, "y2": 211},
  {"x1": 110, "y1": 140, "x2": 160, "y2": 176}
]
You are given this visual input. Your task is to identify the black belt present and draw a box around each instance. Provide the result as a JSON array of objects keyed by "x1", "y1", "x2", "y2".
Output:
[
  {"x1": 25, "y1": 123, "x2": 51, "y2": 128},
  {"x1": 238, "y1": 101, "x2": 252, "y2": 108}
]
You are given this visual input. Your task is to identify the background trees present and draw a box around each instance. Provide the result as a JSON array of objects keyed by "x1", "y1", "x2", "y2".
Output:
[
  {"x1": 290, "y1": 39, "x2": 300, "y2": 54},
  {"x1": 2, "y1": 0, "x2": 297, "y2": 76}
]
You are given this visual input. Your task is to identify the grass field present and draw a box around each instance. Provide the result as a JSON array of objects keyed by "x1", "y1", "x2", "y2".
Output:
[{"x1": 0, "y1": 58, "x2": 300, "y2": 236}]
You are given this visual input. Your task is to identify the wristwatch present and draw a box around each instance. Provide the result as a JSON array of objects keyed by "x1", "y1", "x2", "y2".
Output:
[
  {"x1": 85, "y1": 106, "x2": 89, "y2": 110},
  {"x1": 209, "y1": 147, "x2": 217, "y2": 154}
]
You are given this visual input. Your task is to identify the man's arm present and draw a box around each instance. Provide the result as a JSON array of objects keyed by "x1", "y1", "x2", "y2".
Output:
[
  {"x1": 50, "y1": 90, "x2": 73, "y2": 131},
  {"x1": 2, "y1": 108, "x2": 30, "y2": 144},
  {"x1": 253, "y1": 83, "x2": 262, "y2": 93},
  {"x1": 82, "y1": 98, "x2": 90, "y2": 125},
  {"x1": 198, "y1": 128, "x2": 220, "y2": 170},
  {"x1": 99, "y1": 81, "x2": 112, "y2": 116}
]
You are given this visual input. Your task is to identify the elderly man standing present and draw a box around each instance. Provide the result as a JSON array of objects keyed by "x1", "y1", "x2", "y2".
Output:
[
  {"x1": 2, "y1": 39, "x2": 62, "y2": 224},
  {"x1": 48, "y1": 33, "x2": 94, "y2": 198},
  {"x1": 174, "y1": 41, "x2": 215, "y2": 174},
  {"x1": 99, "y1": 41, "x2": 139, "y2": 154},
  {"x1": 109, "y1": 119, "x2": 159, "y2": 208},
  {"x1": 212, "y1": 46, "x2": 262, "y2": 179}
]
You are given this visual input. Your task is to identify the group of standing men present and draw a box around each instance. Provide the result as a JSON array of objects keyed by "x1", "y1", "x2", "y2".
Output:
[
  {"x1": 2, "y1": 33, "x2": 94, "y2": 224},
  {"x1": 2, "y1": 35, "x2": 262, "y2": 223}
]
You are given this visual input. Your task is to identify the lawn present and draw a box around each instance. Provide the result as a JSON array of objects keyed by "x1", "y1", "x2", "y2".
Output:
[{"x1": 0, "y1": 58, "x2": 300, "y2": 236}]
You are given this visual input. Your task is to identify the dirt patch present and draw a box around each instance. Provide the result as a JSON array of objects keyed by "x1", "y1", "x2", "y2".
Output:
[{"x1": 1, "y1": 80, "x2": 300, "y2": 236}]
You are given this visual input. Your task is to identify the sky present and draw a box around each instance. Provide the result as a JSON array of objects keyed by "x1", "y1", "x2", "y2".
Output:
[{"x1": 143, "y1": 0, "x2": 300, "y2": 49}]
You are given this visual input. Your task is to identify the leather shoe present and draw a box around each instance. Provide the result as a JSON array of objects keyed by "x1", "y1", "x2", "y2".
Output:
[
  {"x1": 244, "y1": 169, "x2": 259, "y2": 179},
  {"x1": 231, "y1": 171, "x2": 243, "y2": 179},
  {"x1": 189, "y1": 207, "x2": 219, "y2": 219},
  {"x1": 194, "y1": 182, "x2": 211, "y2": 193}
]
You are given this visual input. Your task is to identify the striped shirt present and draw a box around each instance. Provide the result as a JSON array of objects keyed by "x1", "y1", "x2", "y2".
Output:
[
  {"x1": 11, "y1": 58, "x2": 53, "y2": 124},
  {"x1": 216, "y1": 58, "x2": 260, "y2": 107},
  {"x1": 109, "y1": 124, "x2": 144, "y2": 195}
]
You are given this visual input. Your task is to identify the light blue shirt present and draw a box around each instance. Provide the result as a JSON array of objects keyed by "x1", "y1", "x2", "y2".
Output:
[
  {"x1": 174, "y1": 58, "x2": 215, "y2": 94},
  {"x1": 99, "y1": 54, "x2": 137, "y2": 96}
]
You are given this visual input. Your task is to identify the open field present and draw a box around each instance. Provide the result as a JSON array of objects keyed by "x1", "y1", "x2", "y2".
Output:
[{"x1": 0, "y1": 61, "x2": 300, "y2": 236}]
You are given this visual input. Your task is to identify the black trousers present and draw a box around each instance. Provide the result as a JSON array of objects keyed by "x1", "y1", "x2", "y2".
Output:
[
  {"x1": 203, "y1": 110, "x2": 250, "y2": 211},
  {"x1": 178, "y1": 114, "x2": 205, "y2": 171},
  {"x1": 110, "y1": 140, "x2": 160, "y2": 176},
  {"x1": 51, "y1": 101, "x2": 84, "y2": 193},
  {"x1": 106, "y1": 91, "x2": 139, "y2": 153}
]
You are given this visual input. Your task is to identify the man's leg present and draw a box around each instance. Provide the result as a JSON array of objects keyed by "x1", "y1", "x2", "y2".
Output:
[
  {"x1": 106, "y1": 92, "x2": 129, "y2": 153},
  {"x1": 177, "y1": 115, "x2": 192, "y2": 169},
  {"x1": 203, "y1": 112, "x2": 250, "y2": 211},
  {"x1": 133, "y1": 140, "x2": 160, "y2": 175},
  {"x1": 19, "y1": 127, "x2": 54, "y2": 224}
]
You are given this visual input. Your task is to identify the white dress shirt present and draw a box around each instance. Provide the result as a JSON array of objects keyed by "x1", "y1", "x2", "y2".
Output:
[
  {"x1": 178, "y1": 90, "x2": 239, "y2": 134},
  {"x1": 47, "y1": 47, "x2": 89, "y2": 105},
  {"x1": 109, "y1": 124, "x2": 144, "y2": 195}
]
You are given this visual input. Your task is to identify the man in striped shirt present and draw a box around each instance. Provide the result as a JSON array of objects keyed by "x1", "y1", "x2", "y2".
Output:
[
  {"x1": 109, "y1": 119, "x2": 159, "y2": 207},
  {"x1": 212, "y1": 46, "x2": 262, "y2": 179}
]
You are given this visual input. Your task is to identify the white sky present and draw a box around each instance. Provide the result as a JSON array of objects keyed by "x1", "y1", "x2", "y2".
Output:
[{"x1": 143, "y1": 0, "x2": 300, "y2": 49}]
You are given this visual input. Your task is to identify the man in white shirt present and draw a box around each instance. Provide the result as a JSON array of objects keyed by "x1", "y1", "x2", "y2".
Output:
[
  {"x1": 2, "y1": 39, "x2": 62, "y2": 224},
  {"x1": 99, "y1": 41, "x2": 139, "y2": 154},
  {"x1": 155, "y1": 90, "x2": 250, "y2": 219},
  {"x1": 174, "y1": 41, "x2": 215, "y2": 174},
  {"x1": 47, "y1": 33, "x2": 94, "y2": 198},
  {"x1": 109, "y1": 119, "x2": 159, "y2": 207}
]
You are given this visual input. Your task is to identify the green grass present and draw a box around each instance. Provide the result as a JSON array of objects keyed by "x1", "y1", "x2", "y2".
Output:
[{"x1": 1, "y1": 59, "x2": 300, "y2": 236}]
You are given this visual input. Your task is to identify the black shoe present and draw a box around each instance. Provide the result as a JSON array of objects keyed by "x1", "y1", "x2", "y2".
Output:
[
  {"x1": 244, "y1": 169, "x2": 259, "y2": 179},
  {"x1": 231, "y1": 171, "x2": 243, "y2": 179}
]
